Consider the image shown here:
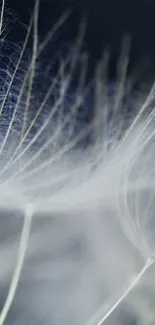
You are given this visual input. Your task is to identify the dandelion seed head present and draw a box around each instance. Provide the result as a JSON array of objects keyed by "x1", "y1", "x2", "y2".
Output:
[{"x1": 0, "y1": 1, "x2": 154, "y2": 325}]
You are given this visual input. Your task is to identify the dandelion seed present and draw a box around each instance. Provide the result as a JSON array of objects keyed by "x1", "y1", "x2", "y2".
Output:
[{"x1": 0, "y1": 1, "x2": 154, "y2": 325}]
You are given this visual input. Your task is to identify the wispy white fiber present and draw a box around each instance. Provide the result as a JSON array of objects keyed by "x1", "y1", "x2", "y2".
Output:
[{"x1": 0, "y1": 1, "x2": 154, "y2": 325}]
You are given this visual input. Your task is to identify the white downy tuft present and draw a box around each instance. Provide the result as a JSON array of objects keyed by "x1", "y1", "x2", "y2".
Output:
[{"x1": 0, "y1": 1, "x2": 154, "y2": 325}]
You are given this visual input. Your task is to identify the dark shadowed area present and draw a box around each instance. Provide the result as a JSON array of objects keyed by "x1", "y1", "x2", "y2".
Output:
[{"x1": 8, "y1": 0, "x2": 155, "y2": 84}]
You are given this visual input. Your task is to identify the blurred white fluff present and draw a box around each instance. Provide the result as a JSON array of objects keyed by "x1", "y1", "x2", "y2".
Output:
[{"x1": 0, "y1": 1, "x2": 155, "y2": 325}]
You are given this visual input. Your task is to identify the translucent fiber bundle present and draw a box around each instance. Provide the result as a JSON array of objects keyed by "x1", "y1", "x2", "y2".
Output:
[{"x1": 0, "y1": 1, "x2": 155, "y2": 325}]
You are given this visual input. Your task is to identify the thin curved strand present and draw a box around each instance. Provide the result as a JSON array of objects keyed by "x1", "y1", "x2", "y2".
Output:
[
  {"x1": 85, "y1": 257, "x2": 154, "y2": 325},
  {"x1": 0, "y1": 0, "x2": 5, "y2": 35},
  {"x1": 20, "y1": 0, "x2": 39, "y2": 140},
  {"x1": 0, "y1": 204, "x2": 33, "y2": 325},
  {"x1": 38, "y1": 10, "x2": 70, "y2": 55}
]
